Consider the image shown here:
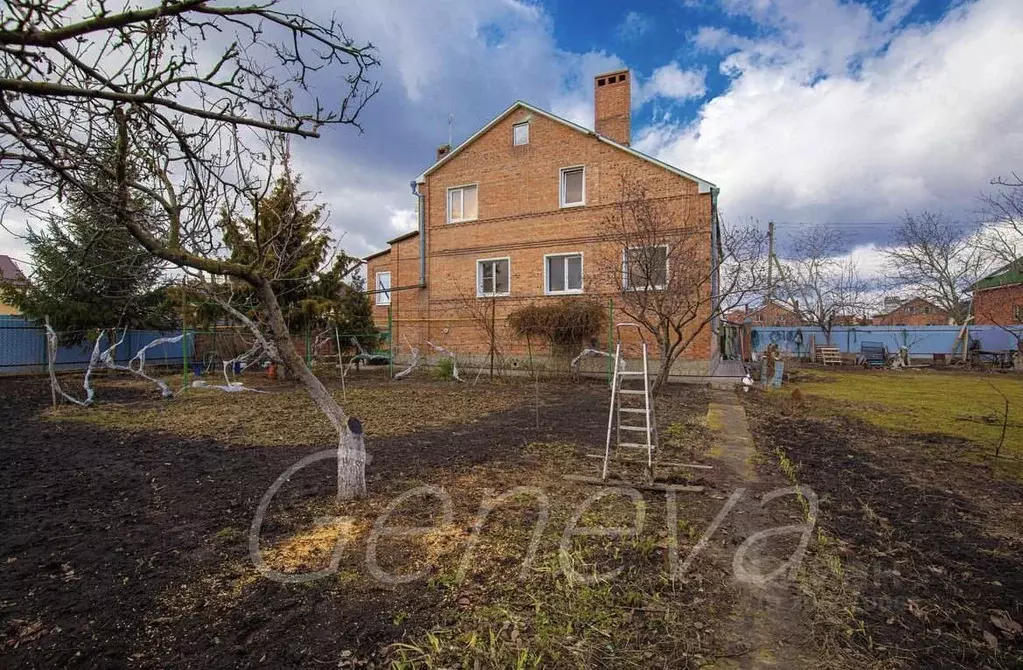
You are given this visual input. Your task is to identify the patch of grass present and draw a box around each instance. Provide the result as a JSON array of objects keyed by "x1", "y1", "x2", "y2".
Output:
[
  {"x1": 787, "y1": 369, "x2": 1023, "y2": 456},
  {"x1": 48, "y1": 380, "x2": 521, "y2": 446}
]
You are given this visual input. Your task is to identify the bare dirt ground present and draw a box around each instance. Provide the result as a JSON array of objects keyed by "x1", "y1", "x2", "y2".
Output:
[
  {"x1": 1, "y1": 371, "x2": 810, "y2": 669},
  {"x1": 6, "y1": 367, "x2": 1016, "y2": 668},
  {"x1": 748, "y1": 387, "x2": 1023, "y2": 669}
]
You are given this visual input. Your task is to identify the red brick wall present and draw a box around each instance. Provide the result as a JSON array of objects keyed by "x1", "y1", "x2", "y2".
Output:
[
  {"x1": 366, "y1": 103, "x2": 715, "y2": 373},
  {"x1": 594, "y1": 70, "x2": 631, "y2": 146},
  {"x1": 974, "y1": 284, "x2": 1023, "y2": 326}
]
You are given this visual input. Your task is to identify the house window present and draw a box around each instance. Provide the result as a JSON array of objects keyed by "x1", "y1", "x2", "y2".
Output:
[
  {"x1": 477, "y1": 258, "x2": 510, "y2": 297},
  {"x1": 546, "y1": 253, "x2": 583, "y2": 294},
  {"x1": 1014, "y1": 304, "x2": 1023, "y2": 323},
  {"x1": 513, "y1": 122, "x2": 529, "y2": 146},
  {"x1": 623, "y1": 245, "x2": 668, "y2": 290},
  {"x1": 559, "y1": 167, "x2": 585, "y2": 207},
  {"x1": 375, "y1": 271, "x2": 391, "y2": 305},
  {"x1": 447, "y1": 184, "x2": 478, "y2": 223}
]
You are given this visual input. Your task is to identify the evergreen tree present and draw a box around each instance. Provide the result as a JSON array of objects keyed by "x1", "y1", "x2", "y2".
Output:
[
  {"x1": 4, "y1": 160, "x2": 170, "y2": 341},
  {"x1": 333, "y1": 271, "x2": 378, "y2": 353},
  {"x1": 221, "y1": 166, "x2": 359, "y2": 332}
]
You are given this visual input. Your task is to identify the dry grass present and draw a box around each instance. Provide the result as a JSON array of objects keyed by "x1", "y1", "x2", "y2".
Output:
[{"x1": 47, "y1": 377, "x2": 522, "y2": 446}]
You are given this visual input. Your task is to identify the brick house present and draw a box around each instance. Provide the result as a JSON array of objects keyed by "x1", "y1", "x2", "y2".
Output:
[
  {"x1": 871, "y1": 297, "x2": 949, "y2": 326},
  {"x1": 0, "y1": 255, "x2": 26, "y2": 316},
  {"x1": 727, "y1": 301, "x2": 803, "y2": 327},
  {"x1": 364, "y1": 69, "x2": 720, "y2": 376},
  {"x1": 973, "y1": 260, "x2": 1023, "y2": 326}
]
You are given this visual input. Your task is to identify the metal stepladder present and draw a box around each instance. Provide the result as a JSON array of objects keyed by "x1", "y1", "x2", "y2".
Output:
[{"x1": 602, "y1": 323, "x2": 658, "y2": 480}]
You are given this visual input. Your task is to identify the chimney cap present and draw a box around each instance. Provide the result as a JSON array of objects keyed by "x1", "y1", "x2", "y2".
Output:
[{"x1": 594, "y1": 68, "x2": 629, "y2": 85}]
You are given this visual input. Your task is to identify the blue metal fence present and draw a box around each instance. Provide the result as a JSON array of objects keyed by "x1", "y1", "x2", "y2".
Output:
[
  {"x1": 0, "y1": 316, "x2": 192, "y2": 374},
  {"x1": 750, "y1": 324, "x2": 1023, "y2": 356}
]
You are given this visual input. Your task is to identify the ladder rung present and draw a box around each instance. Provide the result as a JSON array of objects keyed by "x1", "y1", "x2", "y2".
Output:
[
  {"x1": 619, "y1": 408, "x2": 647, "y2": 414},
  {"x1": 618, "y1": 371, "x2": 646, "y2": 377},
  {"x1": 619, "y1": 390, "x2": 646, "y2": 395},
  {"x1": 618, "y1": 442, "x2": 654, "y2": 449},
  {"x1": 619, "y1": 425, "x2": 648, "y2": 432}
]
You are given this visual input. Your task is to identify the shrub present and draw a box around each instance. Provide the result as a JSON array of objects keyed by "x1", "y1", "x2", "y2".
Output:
[
  {"x1": 436, "y1": 356, "x2": 455, "y2": 379},
  {"x1": 507, "y1": 299, "x2": 605, "y2": 350}
]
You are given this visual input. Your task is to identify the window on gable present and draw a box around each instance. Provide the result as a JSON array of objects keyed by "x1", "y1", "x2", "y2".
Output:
[
  {"x1": 623, "y1": 246, "x2": 668, "y2": 290},
  {"x1": 560, "y1": 167, "x2": 585, "y2": 207},
  {"x1": 448, "y1": 184, "x2": 478, "y2": 223},
  {"x1": 513, "y1": 122, "x2": 529, "y2": 146},
  {"x1": 477, "y1": 258, "x2": 510, "y2": 297},
  {"x1": 546, "y1": 253, "x2": 583, "y2": 294},
  {"x1": 375, "y1": 271, "x2": 391, "y2": 305}
]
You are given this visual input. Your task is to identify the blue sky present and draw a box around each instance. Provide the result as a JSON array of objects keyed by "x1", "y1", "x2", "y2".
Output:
[{"x1": 2, "y1": 0, "x2": 1022, "y2": 276}]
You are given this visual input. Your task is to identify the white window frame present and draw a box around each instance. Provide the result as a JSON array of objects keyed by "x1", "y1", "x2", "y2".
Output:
[
  {"x1": 544, "y1": 252, "x2": 584, "y2": 295},
  {"x1": 513, "y1": 121, "x2": 529, "y2": 146},
  {"x1": 447, "y1": 183, "x2": 479, "y2": 224},
  {"x1": 622, "y1": 244, "x2": 669, "y2": 291},
  {"x1": 476, "y1": 257, "x2": 511, "y2": 298},
  {"x1": 559, "y1": 166, "x2": 586, "y2": 208},
  {"x1": 375, "y1": 271, "x2": 392, "y2": 305}
]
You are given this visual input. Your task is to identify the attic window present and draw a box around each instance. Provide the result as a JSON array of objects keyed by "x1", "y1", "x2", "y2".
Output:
[
  {"x1": 513, "y1": 121, "x2": 529, "y2": 146},
  {"x1": 597, "y1": 78, "x2": 606, "y2": 86}
]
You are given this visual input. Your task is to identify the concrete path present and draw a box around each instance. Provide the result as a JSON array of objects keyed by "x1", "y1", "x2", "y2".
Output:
[{"x1": 703, "y1": 389, "x2": 812, "y2": 669}]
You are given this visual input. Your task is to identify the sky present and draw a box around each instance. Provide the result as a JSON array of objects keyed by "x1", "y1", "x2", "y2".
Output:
[{"x1": 3, "y1": 0, "x2": 1023, "y2": 273}]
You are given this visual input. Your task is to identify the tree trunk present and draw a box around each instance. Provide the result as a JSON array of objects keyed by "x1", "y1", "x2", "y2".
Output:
[
  {"x1": 652, "y1": 341, "x2": 672, "y2": 394},
  {"x1": 254, "y1": 280, "x2": 366, "y2": 499}
]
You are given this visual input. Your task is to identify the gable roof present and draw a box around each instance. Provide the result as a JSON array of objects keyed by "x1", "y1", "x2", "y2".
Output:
[
  {"x1": 0, "y1": 255, "x2": 25, "y2": 283},
  {"x1": 974, "y1": 258, "x2": 1023, "y2": 291},
  {"x1": 877, "y1": 296, "x2": 943, "y2": 316},
  {"x1": 414, "y1": 101, "x2": 717, "y2": 195}
]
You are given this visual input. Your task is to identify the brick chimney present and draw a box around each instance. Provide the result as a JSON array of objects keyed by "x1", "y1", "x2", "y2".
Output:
[{"x1": 594, "y1": 69, "x2": 631, "y2": 146}]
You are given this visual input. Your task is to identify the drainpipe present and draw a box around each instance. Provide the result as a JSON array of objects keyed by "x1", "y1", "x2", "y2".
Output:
[
  {"x1": 410, "y1": 180, "x2": 426, "y2": 287},
  {"x1": 710, "y1": 187, "x2": 722, "y2": 364}
]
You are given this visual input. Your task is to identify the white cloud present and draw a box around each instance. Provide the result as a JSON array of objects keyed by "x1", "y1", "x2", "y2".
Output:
[
  {"x1": 617, "y1": 11, "x2": 653, "y2": 41},
  {"x1": 636, "y1": 0, "x2": 1023, "y2": 230},
  {"x1": 637, "y1": 62, "x2": 707, "y2": 105}
]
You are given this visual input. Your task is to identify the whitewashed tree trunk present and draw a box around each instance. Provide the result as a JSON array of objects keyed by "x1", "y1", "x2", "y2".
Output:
[{"x1": 338, "y1": 418, "x2": 367, "y2": 502}]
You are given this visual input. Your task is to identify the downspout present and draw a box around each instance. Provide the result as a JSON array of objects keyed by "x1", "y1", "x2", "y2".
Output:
[
  {"x1": 410, "y1": 180, "x2": 426, "y2": 287},
  {"x1": 709, "y1": 187, "x2": 722, "y2": 367}
]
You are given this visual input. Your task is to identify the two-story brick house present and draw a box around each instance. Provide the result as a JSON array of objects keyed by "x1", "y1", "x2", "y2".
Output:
[
  {"x1": 973, "y1": 259, "x2": 1023, "y2": 326},
  {"x1": 365, "y1": 69, "x2": 720, "y2": 377}
]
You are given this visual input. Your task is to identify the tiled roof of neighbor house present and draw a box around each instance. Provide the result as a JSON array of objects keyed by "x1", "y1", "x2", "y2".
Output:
[
  {"x1": 877, "y1": 296, "x2": 941, "y2": 316},
  {"x1": 0, "y1": 255, "x2": 26, "y2": 283},
  {"x1": 414, "y1": 101, "x2": 718, "y2": 194},
  {"x1": 974, "y1": 259, "x2": 1023, "y2": 291}
]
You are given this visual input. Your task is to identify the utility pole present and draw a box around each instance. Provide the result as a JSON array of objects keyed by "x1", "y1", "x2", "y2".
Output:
[{"x1": 766, "y1": 221, "x2": 775, "y2": 303}]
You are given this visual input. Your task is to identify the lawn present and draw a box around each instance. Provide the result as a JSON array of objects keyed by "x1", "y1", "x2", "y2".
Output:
[{"x1": 786, "y1": 368, "x2": 1023, "y2": 456}]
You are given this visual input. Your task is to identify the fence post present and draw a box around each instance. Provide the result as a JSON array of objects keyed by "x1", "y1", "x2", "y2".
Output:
[
  {"x1": 606, "y1": 298, "x2": 614, "y2": 385},
  {"x1": 387, "y1": 305, "x2": 394, "y2": 379}
]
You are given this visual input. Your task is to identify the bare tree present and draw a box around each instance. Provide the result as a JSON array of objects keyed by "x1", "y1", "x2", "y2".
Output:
[
  {"x1": 597, "y1": 175, "x2": 768, "y2": 392},
  {"x1": 979, "y1": 172, "x2": 1023, "y2": 266},
  {"x1": 881, "y1": 211, "x2": 987, "y2": 324},
  {"x1": 0, "y1": 1, "x2": 379, "y2": 499},
  {"x1": 775, "y1": 226, "x2": 869, "y2": 343}
]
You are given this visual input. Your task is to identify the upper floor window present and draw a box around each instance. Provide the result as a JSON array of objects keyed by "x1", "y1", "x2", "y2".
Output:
[
  {"x1": 1014, "y1": 304, "x2": 1023, "y2": 323},
  {"x1": 513, "y1": 122, "x2": 529, "y2": 146},
  {"x1": 477, "y1": 258, "x2": 510, "y2": 297},
  {"x1": 448, "y1": 184, "x2": 478, "y2": 223},
  {"x1": 375, "y1": 271, "x2": 391, "y2": 305},
  {"x1": 623, "y1": 245, "x2": 668, "y2": 290},
  {"x1": 560, "y1": 166, "x2": 585, "y2": 208},
  {"x1": 546, "y1": 253, "x2": 583, "y2": 294}
]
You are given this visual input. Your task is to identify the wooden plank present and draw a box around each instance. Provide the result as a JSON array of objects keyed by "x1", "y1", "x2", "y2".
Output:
[
  {"x1": 584, "y1": 454, "x2": 713, "y2": 470},
  {"x1": 563, "y1": 474, "x2": 704, "y2": 493}
]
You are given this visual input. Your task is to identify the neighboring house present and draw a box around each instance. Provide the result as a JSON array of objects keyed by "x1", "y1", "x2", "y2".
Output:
[
  {"x1": 973, "y1": 259, "x2": 1023, "y2": 326},
  {"x1": 365, "y1": 69, "x2": 720, "y2": 375},
  {"x1": 729, "y1": 301, "x2": 803, "y2": 327},
  {"x1": 871, "y1": 297, "x2": 949, "y2": 326},
  {"x1": 0, "y1": 255, "x2": 26, "y2": 316}
]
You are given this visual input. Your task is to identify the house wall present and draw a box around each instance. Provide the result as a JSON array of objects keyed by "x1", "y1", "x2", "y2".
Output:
[
  {"x1": 367, "y1": 106, "x2": 715, "y2": 375},
  {"x1": 974, "y1": 284, "x2": 1023, "y2": 326},
  {"x1": 871, "y1": 298, "x2": 949, "y2": 326},
  {"x1": 746, "y1": 303, "x2": 801, "y2": 327},
  {"x1": 0, "y1": 302, "x2": 19, "y2": 316}
]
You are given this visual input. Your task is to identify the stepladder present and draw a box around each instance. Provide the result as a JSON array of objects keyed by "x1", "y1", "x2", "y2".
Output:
[{"x1": 603, "y1": 323, "x2": 658, "y2": 480}]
